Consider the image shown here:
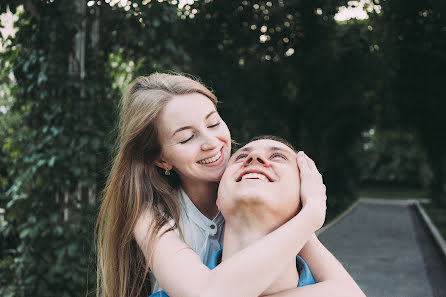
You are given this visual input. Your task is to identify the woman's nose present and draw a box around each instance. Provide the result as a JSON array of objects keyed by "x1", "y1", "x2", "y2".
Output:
[
  {"x1": 243, "y1": 152, "x2": 269, "y2": 167},
  {"x1": 200, "y1": 133, "x2": 218, "y2": 151}
]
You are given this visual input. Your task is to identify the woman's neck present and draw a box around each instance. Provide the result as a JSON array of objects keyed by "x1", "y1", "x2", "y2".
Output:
[{"x1": 181, "y1": 181, "x2": 219, "y2": 219}]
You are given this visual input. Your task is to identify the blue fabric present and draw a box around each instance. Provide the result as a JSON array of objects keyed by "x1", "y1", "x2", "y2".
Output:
[
  {"x1": 295, "y1": 254, "x2": 316, "y2": 287},
  {"x1": 149, "y1": 249, "x2": 315, "y2": 297},
  {"x1": 149, "y1": 291, "x2": 169, "y2": 297}
]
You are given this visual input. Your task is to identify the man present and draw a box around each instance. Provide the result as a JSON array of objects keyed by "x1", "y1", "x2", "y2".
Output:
[
  {"x1": 215, "y1": 135, "x2": 316, "y2": 295},
  {"x1": 151, "y1": 136, "x2": 364, "y2": 297}
]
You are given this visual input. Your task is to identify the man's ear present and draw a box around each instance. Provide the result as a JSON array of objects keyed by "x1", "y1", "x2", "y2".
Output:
[{"x1": 154, "y1": 159, "x2": 172, "y2": 171}]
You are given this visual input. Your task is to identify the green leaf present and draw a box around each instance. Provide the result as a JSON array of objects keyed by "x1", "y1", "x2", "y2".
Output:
[
  {"x1": 92, "y1": 138, "x2": 100, "y2": 149},
  {"x1": 23, "y1": 60, "x2": 30, "y2": 72},
  {"x1": 37, "y1": 71, "x2": 47, "y2": 86},
  {"x1": 48, "y1": 155, "x2": 56, "y2": 167},
  {"x1": 50, "y1": 213, "x2": 58, "y2": 223},
  {"x1": 28, "y1": 215, "x2": 37, "y2": 224},
  {"x1": 68, "y1": 243, "x2": 77, "y2": 257},
  {"x1": 36, "y1": 159, "x2": 45, "y2": 167},
  {"x1": 19, "y1": 228, "x2": 30, "y2": 239},
  {"x1": 54, "y1": 225, "x2": 64, "y2": 236}
]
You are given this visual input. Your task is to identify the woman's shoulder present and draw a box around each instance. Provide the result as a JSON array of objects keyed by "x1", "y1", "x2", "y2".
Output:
[
  {"x1": 134, "y1": 208, "x2": 155, "y2": 245},
  {"x1": 134, "y1": 208, "x2": 169, "y2": 245},
  {"x1": 134, "y1": 206, "x2": 186, "y2": 265}
]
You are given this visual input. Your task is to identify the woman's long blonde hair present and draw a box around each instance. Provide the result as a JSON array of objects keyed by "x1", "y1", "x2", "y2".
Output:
[{"x1": 96, "y1": 73, "x2": 218, "y2": 297}]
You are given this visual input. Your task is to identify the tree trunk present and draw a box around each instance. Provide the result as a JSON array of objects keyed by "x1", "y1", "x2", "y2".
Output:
[{"x1": 66, "y1": 0, "x2": 87, "y2": 221}]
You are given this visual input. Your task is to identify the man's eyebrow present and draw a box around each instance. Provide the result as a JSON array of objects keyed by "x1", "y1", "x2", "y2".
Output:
[
  {"x1": 172, "y1": 110, "x2": 216, "y2": 136},
  {"x1": 236, "y1": 146, "x2": 252, "y2": 153},
  {"x1": 235, "y1": 145, "x2": 292, "y2": 155},
  {"x1": 269, "y1": 146, "x2": 293, "y2": 156},
  {"x1": 270, "y1": 146, "x2": 289, "y2": 153}
]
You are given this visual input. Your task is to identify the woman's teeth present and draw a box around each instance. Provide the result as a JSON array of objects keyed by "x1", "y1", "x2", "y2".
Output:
[
  {"x1": 241, "y1": 173, "x2": 269, "y2": 182},
  {"x1": 198, "y1": 150, "x2": 222, "y2": 164}
]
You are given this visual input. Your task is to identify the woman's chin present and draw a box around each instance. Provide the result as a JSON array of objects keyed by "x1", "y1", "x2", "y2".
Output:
[{"x1": 208, "y1": 170, "x2": 226, "y2": 183}]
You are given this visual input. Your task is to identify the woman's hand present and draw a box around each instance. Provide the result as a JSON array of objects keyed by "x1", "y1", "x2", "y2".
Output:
[{"x1": 296, "y1": 151, "x2": 327, "y2": 230}]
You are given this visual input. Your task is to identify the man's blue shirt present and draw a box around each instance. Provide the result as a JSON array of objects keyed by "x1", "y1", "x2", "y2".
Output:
[{"x1": 149, "y1": 249, "x2": 315, "y2": 297}]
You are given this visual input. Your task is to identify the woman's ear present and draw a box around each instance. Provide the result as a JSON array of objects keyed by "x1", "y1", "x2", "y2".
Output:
[{"x1": 154, "y1": 159, "x2": 172, "y2": 172}]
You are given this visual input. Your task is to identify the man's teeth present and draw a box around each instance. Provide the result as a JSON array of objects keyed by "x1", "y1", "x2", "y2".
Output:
[
  {"x1": 198, "y1": 151, "x2": 222, "y2": 164},
  {"x1": 241, "y1": 173, "x2": 269, "y2": 182}
]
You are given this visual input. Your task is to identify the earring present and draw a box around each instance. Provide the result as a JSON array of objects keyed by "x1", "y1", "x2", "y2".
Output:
[{"x1": 165, "y1": 169, "x2": 171, "y2": 176}]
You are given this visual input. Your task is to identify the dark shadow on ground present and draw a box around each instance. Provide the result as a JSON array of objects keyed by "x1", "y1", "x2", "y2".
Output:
[{"x1": 410, "y1": 205, "x2": 446, "y2": 297}]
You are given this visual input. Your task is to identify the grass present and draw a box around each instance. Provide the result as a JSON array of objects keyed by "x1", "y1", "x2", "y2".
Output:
[
  {"x1": 359, "y1": 184, "x2": 446, "y2": 240},
  {"x1": 359, "y1": 185, "x2": 428, "y2": 200},
  {"x1": 423, "y1": 204, "x2": 446, "y2": 240}
]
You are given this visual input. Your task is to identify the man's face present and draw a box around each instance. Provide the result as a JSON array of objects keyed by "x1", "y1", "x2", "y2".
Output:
[{"x1": 217, "y1": 139, "x2": 301, "y2": 221}]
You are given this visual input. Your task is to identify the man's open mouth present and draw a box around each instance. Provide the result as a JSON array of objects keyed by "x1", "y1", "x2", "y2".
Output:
[{"x1": 236, "y1": 170, "x2": 273, "y2": 182}]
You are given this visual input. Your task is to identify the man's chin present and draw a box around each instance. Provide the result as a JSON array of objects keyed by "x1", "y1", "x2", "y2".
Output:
[
  {"x1": 236, "y1": 179, "x2": 274, "y2": 187},
  {"x1": 238, "y1": 180, "x2": 275, "y2": 195},
  {"x1": 233, "y1": 189, "x2": 272, "y2": 205}
]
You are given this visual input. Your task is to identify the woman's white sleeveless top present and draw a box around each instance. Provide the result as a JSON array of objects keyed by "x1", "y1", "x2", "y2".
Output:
[{"x1": 150, "y1": 187, "x2": 225, "y2": 294}]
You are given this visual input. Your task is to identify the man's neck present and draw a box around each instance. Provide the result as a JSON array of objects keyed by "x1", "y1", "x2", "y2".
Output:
[{"x1": 222, "y1": 211, "x2": 299, "y2": 295}]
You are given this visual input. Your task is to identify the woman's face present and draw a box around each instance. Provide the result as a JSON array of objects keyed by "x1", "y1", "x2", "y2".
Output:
[{"x1": 156, "y1": 93, "x2": 231, "y2": 185}]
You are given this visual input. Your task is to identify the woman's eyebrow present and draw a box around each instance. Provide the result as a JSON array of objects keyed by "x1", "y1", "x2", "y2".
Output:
[
  {"x1": 172, "y1": 110, "x2": 217, "y2": 136},
  {"x1": 172, "y1": 126, "x2": 192, "y2": 137},
  {"x1": 205, "y1": 110, "x2": 217, "y2": 120}
]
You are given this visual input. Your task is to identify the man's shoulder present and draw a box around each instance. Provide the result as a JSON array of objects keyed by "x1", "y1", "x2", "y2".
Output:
[
  {"x1": 148, "y1": 290, "x2": 169, "y2": 297},
  {"x1": 211, "y1": 249, "x2": 315, "y2": 287},
  {"x1": 296, "y1": 254, "x2": 316, "y2": 287},
  {"x1": 209, "y1": 249, "x2": 223, "y2": 269}
]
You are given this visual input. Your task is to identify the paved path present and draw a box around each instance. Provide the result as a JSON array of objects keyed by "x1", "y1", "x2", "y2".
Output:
[{"x1": 318, "y1": 199, "x2": 446, "y2": 297}]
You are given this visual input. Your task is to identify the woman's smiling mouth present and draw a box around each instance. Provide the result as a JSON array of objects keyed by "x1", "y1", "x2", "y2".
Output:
[{"x1": 197, "y1": 149, "x2": 222, "y2": 164}]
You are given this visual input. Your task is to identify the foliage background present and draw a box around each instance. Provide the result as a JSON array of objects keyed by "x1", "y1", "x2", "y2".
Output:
[{"x1": 0, "y1": 0, "x2": 444, "y2": 296}]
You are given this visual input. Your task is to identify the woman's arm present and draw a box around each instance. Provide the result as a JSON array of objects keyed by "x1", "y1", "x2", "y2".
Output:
[
  {"x1": 135, "y1": 205, "x2": 322, "y2": 297},
  {"x1": 134, "y1": 152, "x2": 326, "y2": 297},
  {"x1": 302, "y1": 235, "x2": 366, "y2": 296},
  {"x1": 261, "y1": 153, "x2": 365, "y2": 297},
  {"x1": 262, "y1": 234, "x2": 365, "y2": 297}
]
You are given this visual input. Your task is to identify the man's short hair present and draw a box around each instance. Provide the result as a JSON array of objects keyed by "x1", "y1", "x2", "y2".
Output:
[{"x1": 247, "y1": 135, "x2": 298, "y2": 153}]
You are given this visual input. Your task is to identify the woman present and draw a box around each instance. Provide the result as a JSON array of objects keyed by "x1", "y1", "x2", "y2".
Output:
[{"x1": 96, "y1": 73, "x2": 364, "y2": 297}]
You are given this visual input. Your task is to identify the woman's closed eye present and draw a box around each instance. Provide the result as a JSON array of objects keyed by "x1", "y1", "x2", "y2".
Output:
[
  {"x1": 180, "y1": 134, "x2": 194, "y2": 144},
  {"x1": 208, "y1": 121, "x2": 220, "y2": 128}
]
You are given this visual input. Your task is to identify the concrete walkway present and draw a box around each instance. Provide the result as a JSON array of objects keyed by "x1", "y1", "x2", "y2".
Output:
[{"x1": 318, "y1": 198, "x2": 446, "y2": 297}]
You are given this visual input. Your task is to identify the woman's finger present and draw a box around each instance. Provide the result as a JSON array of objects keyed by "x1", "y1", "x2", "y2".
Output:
[
  {"x1": 317, "y1": 173, "x2": 323, "y2": 183},
  {"x1": 304, "y1": 153, "x2": 319, "y2": 173},
  {"x1": 297, "y1": 151, "x2": 310, "y2": 175}
]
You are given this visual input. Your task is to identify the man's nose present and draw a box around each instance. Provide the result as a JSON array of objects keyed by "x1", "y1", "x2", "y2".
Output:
[{"x1": 243, "y1": 153, "x2": 269, "y2": 167}]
